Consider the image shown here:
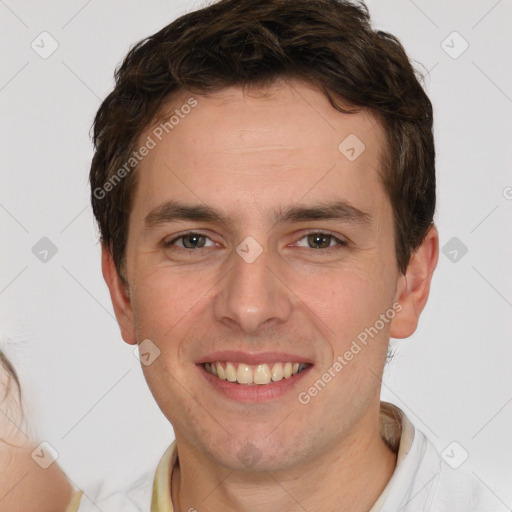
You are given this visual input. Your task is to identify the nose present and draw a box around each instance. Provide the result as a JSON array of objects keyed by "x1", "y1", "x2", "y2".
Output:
[{"x1": 213, "y1": 240, "x2": 293, "y2": 335}]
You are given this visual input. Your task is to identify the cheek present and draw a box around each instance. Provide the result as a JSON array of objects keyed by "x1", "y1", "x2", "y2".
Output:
[
  {"x1": 308, "y1": 264, "x2": 386, "y2": 316},
  {"x1": 140, "y1": 358, "x2": 181, "y2": 426},
  {"x1": 131, "y1": 266, "x2": 217, "y2": 388},
  {"x1": 132, "y1": 262, "x2": 209, "y2": 336},
  {"x1": 301, "y1": 265, "x2": 396, "y2": 355}
]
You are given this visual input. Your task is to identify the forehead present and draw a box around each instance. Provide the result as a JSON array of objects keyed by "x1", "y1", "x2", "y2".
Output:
[
  {"x1": 149, "y1": 79, "x2": 384, "y2": 155},
  {"x1": 131, "y1": 79, "x2": 389, "y2": 225}
]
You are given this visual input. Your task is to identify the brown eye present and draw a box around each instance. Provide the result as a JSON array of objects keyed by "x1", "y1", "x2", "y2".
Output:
[
  {"x1": 308, "y1": 233, "x2": 332, "y2": 249},
  {"x1": 165, "y1": 232, "x2": 214, "y2": 249},
  {"x1": 296, "y1": 232, "x2": 347, "y2": 250},
  {"x1": 181, "y1": 233, "x2": 207, "y2": 249}
]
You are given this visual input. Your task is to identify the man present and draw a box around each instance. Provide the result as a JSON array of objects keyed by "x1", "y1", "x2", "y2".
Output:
[{"x1": 67, "y1": 0, "x2": 501, "y2": 510}]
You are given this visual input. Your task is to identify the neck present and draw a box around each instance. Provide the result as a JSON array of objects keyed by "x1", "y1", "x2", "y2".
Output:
[{"x1": 171, "y1": 402, "x2": 397, "y2": 512}]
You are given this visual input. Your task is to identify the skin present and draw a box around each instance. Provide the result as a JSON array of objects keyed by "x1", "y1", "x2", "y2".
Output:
[
  {"x1": 0, "y1": 364, "x2": 73, "y2": 511},
  {"x1": 102, "y1": 78, "x2": 439, "y2": 512}
]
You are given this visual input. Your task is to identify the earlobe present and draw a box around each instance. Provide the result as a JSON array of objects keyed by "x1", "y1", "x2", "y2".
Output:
[
  {"x1": 390, "y1": 226, "x2": 439, "y2": 339},
  {"x1": 101, "y1": 243, "x2": 138, "y2": 345}
]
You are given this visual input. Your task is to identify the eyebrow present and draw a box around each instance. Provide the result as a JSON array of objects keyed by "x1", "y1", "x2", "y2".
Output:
[{"x1": 143, "y1": 199, "x2": 371, "y2": 230}]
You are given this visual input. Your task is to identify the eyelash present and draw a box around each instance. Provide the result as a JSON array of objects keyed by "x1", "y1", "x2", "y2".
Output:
[{"x1": 163, "y1": 231, "x2": 349, "y2": 252}]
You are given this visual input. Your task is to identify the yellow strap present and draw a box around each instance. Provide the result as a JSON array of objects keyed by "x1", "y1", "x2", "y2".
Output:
[{"x1": 65, "y1": 490, "x2": 83, "y2": 512}]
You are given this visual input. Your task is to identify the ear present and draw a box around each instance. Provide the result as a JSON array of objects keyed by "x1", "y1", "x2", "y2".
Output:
[
  {"x1": 390, "y1": 225, "x2": 439, "y2": 339},
  {"x1": 101, "y1": 243, "x2": 138, "y2": 345}
]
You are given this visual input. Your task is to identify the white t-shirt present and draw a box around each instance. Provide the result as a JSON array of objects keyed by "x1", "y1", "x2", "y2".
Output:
[{"x1": 67, "y1": 401, "x2": 505, "y2": 511}]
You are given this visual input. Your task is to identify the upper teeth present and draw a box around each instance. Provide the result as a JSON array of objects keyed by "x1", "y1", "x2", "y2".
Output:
[{"x1": 204, "y1": 361, "x2": 308, "y2": 385}]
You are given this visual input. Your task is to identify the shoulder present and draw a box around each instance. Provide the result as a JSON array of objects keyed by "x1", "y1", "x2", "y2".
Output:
[
  {"x1": 427, "y1": 464, "x2": 507, "y2": 511},
  {"x1": 378, "y1": 408, "x2": 506, "y2": 512},
  {"x1": 402, "y1": 429, "x2": 505, "y2": 511},
  {"x1": 65, "y1": 441, "x2": 176, "y2": 512},
  {"x1": 66, "y1": 470, "x2": 155, "y2": 512}
]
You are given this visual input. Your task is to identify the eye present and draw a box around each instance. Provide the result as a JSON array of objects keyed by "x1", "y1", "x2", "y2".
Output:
[
  {"x1": 295, "y1": 232, "x2": 348, "y2": 250},
  {"x1": 164, "y1": 231, "x2": 215, "y2": 250},
  {"x1": 163, "y1": 231, "x2": 348, "y2": 253}
]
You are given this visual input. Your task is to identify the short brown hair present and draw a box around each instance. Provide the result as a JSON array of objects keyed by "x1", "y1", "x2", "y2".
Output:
[{"x1": 90, "y1": 0, "x2": 435, "y2": 283}]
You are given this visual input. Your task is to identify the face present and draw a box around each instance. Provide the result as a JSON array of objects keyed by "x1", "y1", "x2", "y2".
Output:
[{"x1": 104, "y1": 79, "x2": 435, "y2": 472}]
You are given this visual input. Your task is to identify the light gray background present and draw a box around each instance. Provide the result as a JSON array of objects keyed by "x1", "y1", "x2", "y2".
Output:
[{"x1": 1, "y1": 0, "x2": 511, "y2": 506}]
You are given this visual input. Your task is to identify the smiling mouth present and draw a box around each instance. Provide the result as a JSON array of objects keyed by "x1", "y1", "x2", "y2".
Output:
[{"x1": 203, "y1": 361, "x2": 311, "y2": 385}]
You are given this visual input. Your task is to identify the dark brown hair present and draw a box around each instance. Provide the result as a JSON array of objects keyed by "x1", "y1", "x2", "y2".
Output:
[
  {"x1": 0, "y1": 350, "x2": 23, "y2": 445},
  {"x1": 90, "y1": 0, "x2": 435, "y2": 283},
  {"x1": 0, "y1": 351, "x2": 21, "y2": 403}
]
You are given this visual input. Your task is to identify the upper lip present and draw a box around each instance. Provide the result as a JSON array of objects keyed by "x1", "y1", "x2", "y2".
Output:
[{"x1": 196, "y1": 350, "x2": 314, "y2": 365}]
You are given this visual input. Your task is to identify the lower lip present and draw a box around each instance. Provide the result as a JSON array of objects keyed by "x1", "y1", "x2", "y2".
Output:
[{"x1": 199, "y1": 364, "x2": 313, "y2": 403}]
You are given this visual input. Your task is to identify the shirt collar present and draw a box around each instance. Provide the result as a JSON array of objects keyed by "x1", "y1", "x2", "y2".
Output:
[
  {"x1": 370, "y1": 401, "x2": 415, "y2": 511},
  {"x1": 150, "y1": 401, "x2": 413, "y2": 512}
]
